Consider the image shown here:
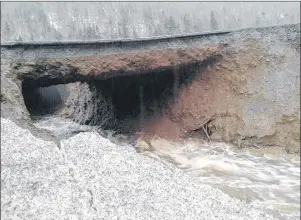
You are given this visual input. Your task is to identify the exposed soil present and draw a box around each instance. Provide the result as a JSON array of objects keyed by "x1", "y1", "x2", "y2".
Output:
[
  {"x1": 13, "y1": 45, "x2": 226, "y2": 88},
  {"x1": 1, "y1": 36, "x2": 300, "y2": 154},
  {"x1": 141, "y1": 41, "x2": 300, "y2": 153}
]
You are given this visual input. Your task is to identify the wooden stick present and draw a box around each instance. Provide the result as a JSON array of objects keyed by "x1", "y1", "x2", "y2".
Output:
[
  {"x1": 201, "y1": 125, "x2": 211, "y2": 142},
  {"x1": 198, "y1": 118, "x2": 212, "y2": 128},
  {"x1": 188, "y1": 114, "x2": 215, "y2": 132}
]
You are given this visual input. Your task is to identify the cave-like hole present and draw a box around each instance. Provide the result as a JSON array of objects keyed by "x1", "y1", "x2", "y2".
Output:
[
  {"x1": 21, "y1": 57, "x2": 217, "y2": 134},
  {"x1": 89, "y1": 63, "x2": 202, "y2": 134},
  {"x1": 22, "y1": 83, "x2": 69, "y2": 118}
]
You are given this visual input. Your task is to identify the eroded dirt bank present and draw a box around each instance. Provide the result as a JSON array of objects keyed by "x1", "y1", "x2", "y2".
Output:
[
  {"x1": 1, "y1": 25, "x2": 300, "y2": 153},
  {"x1": 142, "y1": 41, "x2": 300, "y2": 153}
]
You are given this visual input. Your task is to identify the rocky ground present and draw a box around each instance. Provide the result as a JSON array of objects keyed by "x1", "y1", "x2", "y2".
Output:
[{"x1": 1, "y1": 117, "x2": 280, "y2": 220}]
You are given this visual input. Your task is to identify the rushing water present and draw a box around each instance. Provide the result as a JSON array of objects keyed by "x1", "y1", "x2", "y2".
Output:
[{"x1": 34, "y1": 116, "x2": 300, "y2": 219}]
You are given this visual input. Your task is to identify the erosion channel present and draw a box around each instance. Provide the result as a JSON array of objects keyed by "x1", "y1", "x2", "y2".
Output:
[{"x1": 1, "y1": 24, "x2": 300, "y2": 219}]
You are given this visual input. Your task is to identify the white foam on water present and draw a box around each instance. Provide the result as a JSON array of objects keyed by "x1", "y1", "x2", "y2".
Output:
[
  {"x1": 34, "y1": 116, "x2": 300, "y2": 219},
  {"x1": 137, "y1": 137, "x2": 300, "y2": 218}
]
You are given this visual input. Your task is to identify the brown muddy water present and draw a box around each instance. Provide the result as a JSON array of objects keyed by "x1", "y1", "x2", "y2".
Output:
[{"x1": 34, "y1": 116, "x2": 300, "y2": 220}]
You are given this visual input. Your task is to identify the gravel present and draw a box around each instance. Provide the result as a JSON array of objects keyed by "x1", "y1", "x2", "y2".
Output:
[{"x1": 1, "y1": 117, "x2": 277, "y2": 220}]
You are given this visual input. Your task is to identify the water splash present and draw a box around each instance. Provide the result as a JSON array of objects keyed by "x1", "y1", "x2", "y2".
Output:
[
  {"x1": 135, "y1": 137, "x2": 300, "y2": 218},
  {"x1": 34, "y1": 116, "x2": 300, "y2": 219},
  {"x1": 60, "y1": 82, "x2": 116, "y2": 127}
]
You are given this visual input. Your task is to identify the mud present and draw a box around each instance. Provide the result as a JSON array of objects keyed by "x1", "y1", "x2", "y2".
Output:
[{"x1": 1, "y1": 24, "x2": 300, "y2": 154}]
